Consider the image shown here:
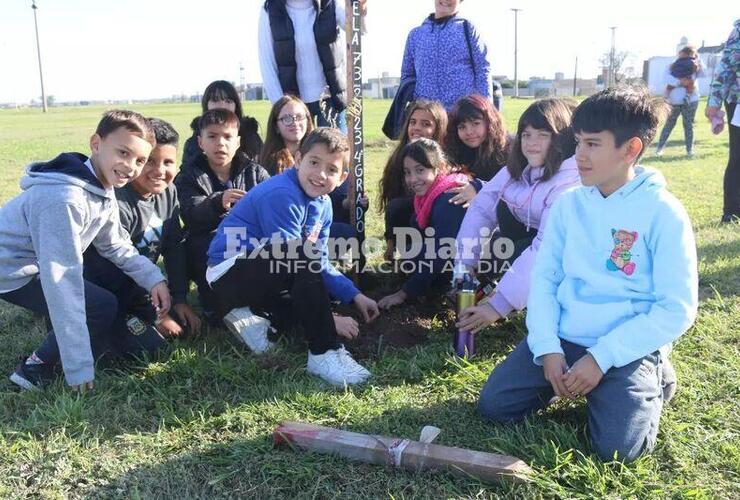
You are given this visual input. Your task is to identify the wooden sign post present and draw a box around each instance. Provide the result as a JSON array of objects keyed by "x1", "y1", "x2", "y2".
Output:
[{"x1": 345, "y1": 0, "x2": 366, "y2": 277}]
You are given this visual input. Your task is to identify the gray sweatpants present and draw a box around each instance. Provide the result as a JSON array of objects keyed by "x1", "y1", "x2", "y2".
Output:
[{"x1": 478, "y1": 339, "x2": 665, "y2": 462}]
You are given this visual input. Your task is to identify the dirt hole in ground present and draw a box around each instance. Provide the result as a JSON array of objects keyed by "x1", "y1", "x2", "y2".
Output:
[{"x1": 335, "y1": 276, "x2": 457, "y2": 361}]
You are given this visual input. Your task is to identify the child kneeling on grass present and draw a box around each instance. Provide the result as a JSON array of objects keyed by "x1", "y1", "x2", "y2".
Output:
[
  {"x1": 0, "y1": 110, "x2": 171, "y2": 391},
  {"x1": 83, "y1": 118, "x2": 201, "y2": 342},
  {"x1": 455, "y1": 98, "x2": 579, "y2": 331},
  {"x1": 378, "y1": 139, "x2": 468, "y2": 309},
  {"x1": 175, "y1": 109, "x2": 270, "y2": 325},
  {"x1": 478, "y1": 86, "x2": 698, "y2": 462},
  {"x1": 206, "y1": 128, "x2": 380, "y2": 387}
]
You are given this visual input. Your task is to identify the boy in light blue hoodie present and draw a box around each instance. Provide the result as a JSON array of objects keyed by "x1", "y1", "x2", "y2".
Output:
[{"x1": 478, "y1": 86, "x2": 699, "y2": 462}]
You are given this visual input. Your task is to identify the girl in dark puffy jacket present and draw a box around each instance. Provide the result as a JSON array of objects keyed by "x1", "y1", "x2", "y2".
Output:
[
  {"x1": 445, "y1": 94, "x2": 510, "y2": 207},
  {"x1": 181, "y1": 80, "x2": 264, "y2": 167}
]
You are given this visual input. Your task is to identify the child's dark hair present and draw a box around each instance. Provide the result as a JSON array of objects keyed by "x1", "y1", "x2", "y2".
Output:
[
  {"x1": 299, "y1": 127, "x2": 350, "y2": 169},
  {"x1": 507, "y1": 98, "x2": 576, "y2": 182},
  {"x1": 571, "y1": 85, "x2": 668, "y2": 160},
  {"x1": 678, "y1": 45, "x2": 698, "y2": 58},
  {"x1": 95, "y1": 110, "x2": 155, "y2": 146},
  {"x1": 147, "y1": 118, "x2": 179, "y2": 147},
  {"x1": 378, "y1": 99, "x2": 448, "y2": 213},
  {"x1": 446, "y1": 94, "x2": 508, "y2": 181},
  {"x1": 261, "y1": 95, "x2": 314, "y2": 175},
  {"x1": 201, "y1": 80, "x2": 244, "y2": 119},
  {"x1": 198, "y1": 109, "x2": 241, "y2": 133},
  {"x1": 401, "y1": 138, "x2": 449, "y2": 174}
]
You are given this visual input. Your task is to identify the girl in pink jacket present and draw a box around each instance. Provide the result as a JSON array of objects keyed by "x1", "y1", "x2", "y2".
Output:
[{"x1": 456, "y1": 98, "x2": 580, "y2": 332}]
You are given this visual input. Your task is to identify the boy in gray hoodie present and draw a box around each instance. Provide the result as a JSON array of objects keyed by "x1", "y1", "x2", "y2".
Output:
[{"x1": 0, "y1": 110, "x2": 171, "y2": 392}]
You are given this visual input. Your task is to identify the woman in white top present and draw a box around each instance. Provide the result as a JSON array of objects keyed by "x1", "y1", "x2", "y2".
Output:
[{"x1": 258, "y1": 0, "x2": 366, "y2": 133}]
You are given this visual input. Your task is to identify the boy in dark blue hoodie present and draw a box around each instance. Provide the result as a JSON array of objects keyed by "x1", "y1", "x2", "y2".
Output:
[
  {"x1": 207, "y1": 128, "x2": 380, "y2": 387},
  {"x1": 0, "y1": 110, "x2": 171, "y2": 391}
]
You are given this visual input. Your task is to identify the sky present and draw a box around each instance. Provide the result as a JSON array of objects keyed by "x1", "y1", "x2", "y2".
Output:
[{"x1": 0, "y1": 0, "x2": 734, "y2": 103}]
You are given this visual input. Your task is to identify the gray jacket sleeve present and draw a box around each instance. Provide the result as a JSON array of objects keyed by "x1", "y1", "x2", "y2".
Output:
[
  {"x1": 28, "y1": 201, "x2": 95, "y2": 386},
  {"x1": 92, "y1": 204, "x2": 165, "y2": 292}
]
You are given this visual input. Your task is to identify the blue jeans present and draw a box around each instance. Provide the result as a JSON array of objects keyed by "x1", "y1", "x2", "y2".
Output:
[
  {"x1": 657, "y1": 101, "x2": 699, "y2": 153},
  {"x1": 306, "y1": 99, "x2": 347, "y2": 133},
  {"x1": 478, "y1": 339, "x2": 664, "y2": 462}
]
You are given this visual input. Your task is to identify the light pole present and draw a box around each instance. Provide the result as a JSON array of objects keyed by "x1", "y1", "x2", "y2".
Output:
[
  {"x1": 31, "y1": 0, "x2": 47, "y2": 112},
  {"x1": 573, "y1": 56, "x2": 578, "y2": 96},
  {"x1": 511, "y1": 8, "x2": 522, "y2": 97},
  {"x1": 608, "y1": 26, "x2": 617, "y2": 87}
]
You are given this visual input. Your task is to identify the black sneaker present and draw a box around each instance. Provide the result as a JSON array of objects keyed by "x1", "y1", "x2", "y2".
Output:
[
  {"x1": 720, "y1": 214, "x2": 740, "y2": 224},
  {"x1": 9, "y1": 357, "x2": 56, "y2": 390}
]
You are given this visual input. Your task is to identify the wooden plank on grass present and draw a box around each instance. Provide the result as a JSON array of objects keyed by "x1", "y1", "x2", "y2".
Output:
[{"x1": 273, "y1": 421, "x2": 532, "y2": 484}]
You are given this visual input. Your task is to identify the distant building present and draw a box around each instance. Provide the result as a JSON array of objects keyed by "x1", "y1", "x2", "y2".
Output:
[
  {"x1": 244, "y1": 83, "x2": 266, "y2": 101},
  {"x1": 553, "y1": 78, "x2": 600, "y2": 97},
  {"x1": 642, "y1": 37, "x2": 724, "y2": 96},
  {"x1": 362, "y1": 72, "x2": 400, "y2": 99},
  {"x1": 527, "y1": 78, "x2": 555, "y2": 97},
  {"x1": 502, "y1": 73, "x2": 602, "y2": 97}
]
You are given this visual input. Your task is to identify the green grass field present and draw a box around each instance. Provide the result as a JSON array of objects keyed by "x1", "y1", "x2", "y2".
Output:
[{"x1": 0, "y1": 98, "x2": 738, "y2": 498}]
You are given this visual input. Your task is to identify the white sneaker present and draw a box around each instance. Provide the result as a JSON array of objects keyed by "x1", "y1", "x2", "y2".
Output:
[
  {"x1": 655, "y1": 147, "x2": 664, "y2": 156},
  {"x1": 307, "y1": 347, "x2": 371, "y2": 387},
  {"x1": 223, "y1": 307, "x2": 274, "y2": 354}
]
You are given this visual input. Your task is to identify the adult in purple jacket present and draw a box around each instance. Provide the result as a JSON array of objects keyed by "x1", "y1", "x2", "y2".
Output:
[{"x1": 401, "y1": 0, "x2": 491, "y2": 110}]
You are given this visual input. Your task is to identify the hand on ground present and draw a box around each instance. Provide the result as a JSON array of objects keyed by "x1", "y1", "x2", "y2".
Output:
[
  {"x1": 353, "y1": 293, "x2": 380, "y2": 322},
  {"x1": 378, "y1": 290, "x2": 407, "y2": 310}
]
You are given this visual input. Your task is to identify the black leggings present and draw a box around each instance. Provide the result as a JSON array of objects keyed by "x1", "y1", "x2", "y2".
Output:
[
  {"x1": 724, "y1": 101, "x2": 740, "y2": 217},
  {"x1": 479, "y1": 201, "x2": 538, "y2": 278},
  {"x1": 211, "y1": 242, "x2": 340, "y2": 355},
  {"x1": 384, "y1": 196, "x2": 414, "y2": 242}
]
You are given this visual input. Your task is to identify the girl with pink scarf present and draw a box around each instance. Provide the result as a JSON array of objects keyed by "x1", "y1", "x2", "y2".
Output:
[{"x1": 378, "y1": 139, "x2": 468, "y2": 309}]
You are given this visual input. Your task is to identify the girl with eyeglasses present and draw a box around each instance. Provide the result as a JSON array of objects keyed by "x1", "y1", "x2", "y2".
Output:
[{"x1": 260, "y1": 95, "x2": 314, "y2": 176}]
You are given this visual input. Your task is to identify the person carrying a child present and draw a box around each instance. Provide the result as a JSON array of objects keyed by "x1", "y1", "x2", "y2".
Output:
[{"x1": 655, "y1": 45, "x2": 704, "y2": 157}]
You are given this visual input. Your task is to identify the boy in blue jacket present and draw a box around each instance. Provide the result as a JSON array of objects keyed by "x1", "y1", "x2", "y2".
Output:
[
  {"x1": 207, "y1": 128, "x2": 379, "y2": 387},
  {"x1": 478, "y1": 86, "x2": 699, "y2": 462}
]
